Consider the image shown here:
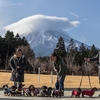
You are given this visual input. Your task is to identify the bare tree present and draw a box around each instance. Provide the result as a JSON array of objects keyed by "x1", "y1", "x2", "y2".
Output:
[{"x1": 5, "y1": 50, "x2": 9, "y2": 71}]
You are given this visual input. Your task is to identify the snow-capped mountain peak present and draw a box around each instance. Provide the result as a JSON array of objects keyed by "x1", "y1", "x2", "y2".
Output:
[{"x1": 26, "y1": 30, "x2": 83, "y2": 56}]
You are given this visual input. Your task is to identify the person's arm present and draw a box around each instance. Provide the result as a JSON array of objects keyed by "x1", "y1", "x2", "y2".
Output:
[
  {"x1": 9, "y1": 56, "x2": 16, "y2": 71},
  {"x1": 18, "y1": 55, "x2": 27, "y2": 69},
  {"x1": 53, "y1": 64, "x2": 58, "y2": 73},
  {"x1": 90, "y1": 54, "x2": 99, "y2": 61},
  {"x1": 57, "y1": 64, "x2": 62, "y2": 75},
  {"x1": 84, "y1": 54, "x2": 99, "y2": 62},
  {"x1": 57, "y1": 58, "x2": 63, "y2": 76}
]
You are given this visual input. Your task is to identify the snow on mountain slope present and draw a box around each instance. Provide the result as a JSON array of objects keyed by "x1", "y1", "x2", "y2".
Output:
[{"x1": 26, "y1": 30, "x2": 89, "y2": 56}]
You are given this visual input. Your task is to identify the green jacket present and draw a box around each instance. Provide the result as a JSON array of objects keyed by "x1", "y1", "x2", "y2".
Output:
[{"x1": 53, "y1": 57, "x2": 68, "y2": 80}]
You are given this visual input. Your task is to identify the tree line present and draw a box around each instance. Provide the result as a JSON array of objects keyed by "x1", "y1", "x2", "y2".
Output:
[
  {"x1": 54, "y1": 37, "x2": 98, "y2": 75},
  {"x1": 0, "y1": 31, "x2": 99, "y2": 75},
  {"x1": 0, "y1": 31, "x2": 34, "y2": 70}
]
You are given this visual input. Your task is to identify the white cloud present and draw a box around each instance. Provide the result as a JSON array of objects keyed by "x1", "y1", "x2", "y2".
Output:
[
  {"x1": 0, "y1": 0, "x2": 7, "y2": 7},
  {"x1": 4, "y1": 14, "x2": 80, "y2": 36},
  {"x1": 70, "y1": 12, "x2": 79, "y2": 18}
]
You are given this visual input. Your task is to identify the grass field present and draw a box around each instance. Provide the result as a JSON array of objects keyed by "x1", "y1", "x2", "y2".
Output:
[{"x1": 0, "y1": 72, "x2": 100, "y2": 89}]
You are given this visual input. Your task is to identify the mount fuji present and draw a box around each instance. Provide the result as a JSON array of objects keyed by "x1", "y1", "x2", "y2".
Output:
[
  {"x1": 3, "y1": 14, "x2": 91, "y2": 56},
  {"x1": 25, "y1": 30, "x2": 90, "y2": 56}
]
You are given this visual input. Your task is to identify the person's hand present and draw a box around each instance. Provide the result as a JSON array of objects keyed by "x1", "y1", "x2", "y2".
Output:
[
  {"x1": 84, "y1": 57, "x2": 90, "y2": 62},
  {"x1": 84, "y1": 57, "x2": 87, "y2": 61},
  {"x1": 57, "y1": 76, "x2": 60, "y2": 81},
  {"x1": 16, "y1": 73, "x2": 20, "y2": 77},
  {"x1": 87, "y1": 58, "x2": 90, "y2": 62},
  {"x1": 55, "y1": 69, "x2": 59, "y2": 73},
  {"x1": 13, "y1": 70, "x2": 16, "y2": 72},
  {"x1": 17, "y1": 66, "x2": 20, "y2": 69}
]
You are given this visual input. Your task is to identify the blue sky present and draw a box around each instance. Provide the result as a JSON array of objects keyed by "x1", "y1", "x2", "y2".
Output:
[{"x1": 0, "y1": 0, "x2": 100, "y2": 48}]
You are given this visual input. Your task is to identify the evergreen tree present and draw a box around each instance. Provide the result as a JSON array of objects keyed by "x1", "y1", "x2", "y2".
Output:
[
  {"x1": 54, "y1": 37, "x2": 66, "y2": 58},
  {"x1": 54, "y1": 37, "x2": 67, "y2": 64},
  {"x1": 79, "y1": 43, "x2": 87, "y2": 66},
  {"x1": 5, "y1": 30, "x2": 14, "y2": 40},
  {"x1": 88, "y1": 44, "x2": 98, "y2": 58},
  {"x1": 67, "y1": 39, "x2": 76, "y2": 64},
  {"x1": 21, "y1": 37, "x2": 29, "y2": 46},
  {"x1": 0, "y1": 30, "x2": 30, "y2": 69},
  {"x1": 73, "y1": 47, "x2": 79, "y2": 65},
  {"x1": 15, "y1": 33, "x2": 22, "y2": 47},
  {"x1": 4, "y1": 30, "x2": 15, "y2": 55},
  {"x1": 67, "y1": 39, "x2": 75, "y2": 53},
  {"x1": 15, "y1": 33, "x2": 21, "y2": 41},
  {"x1": 66, "y1": 39, "x2": 76, "y2": 74}
]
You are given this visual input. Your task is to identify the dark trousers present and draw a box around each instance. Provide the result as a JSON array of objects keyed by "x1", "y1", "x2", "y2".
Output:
[
  {"x1": 14, "y1": 82, "x2": 22, "y2": 88},
  {"x1": 55, "y1": 76, "x2": 64, "y2": 90}
]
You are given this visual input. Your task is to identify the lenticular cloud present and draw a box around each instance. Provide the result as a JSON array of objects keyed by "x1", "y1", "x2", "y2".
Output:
[{"x1": 4, "y1": 14, "x2": 80, "y2": 36}]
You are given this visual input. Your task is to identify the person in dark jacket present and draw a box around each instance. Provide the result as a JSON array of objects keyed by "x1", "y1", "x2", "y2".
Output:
[
  {"x1": 84, "y1": 50, "x2": 100, "y2": 83},
  {"x1": 9, "y1": 48, "x2": 27, "y2": 87},
  {"x1": 50, "y1": 52, "x2": 68, "y2": 95}
]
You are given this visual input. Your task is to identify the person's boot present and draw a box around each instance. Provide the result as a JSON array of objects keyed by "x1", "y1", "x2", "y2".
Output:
[
  {"x1": 59, "y1": 88, "x2": 64, "y2": 96},
  {"x1": 61, "y1": 90, "x2": 64, "y2": 96},
  {"x1": 61, "y1": 88, "x2": 64, "y2": 96}
]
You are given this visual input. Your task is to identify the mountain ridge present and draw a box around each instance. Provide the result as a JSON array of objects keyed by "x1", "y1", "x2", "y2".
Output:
[{"x1": 25, "y1": 30, "x2": 90, "y2": 56}]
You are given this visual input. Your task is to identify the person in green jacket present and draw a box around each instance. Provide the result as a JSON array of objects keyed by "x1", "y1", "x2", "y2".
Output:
[{"x1": 50, "y1": 52, "x2": 68, "y2": 95}]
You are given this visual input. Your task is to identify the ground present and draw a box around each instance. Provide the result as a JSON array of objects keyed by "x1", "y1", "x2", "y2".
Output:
[{"x1": 0, "y1": 72, "x2": 100, "y2": 89}]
